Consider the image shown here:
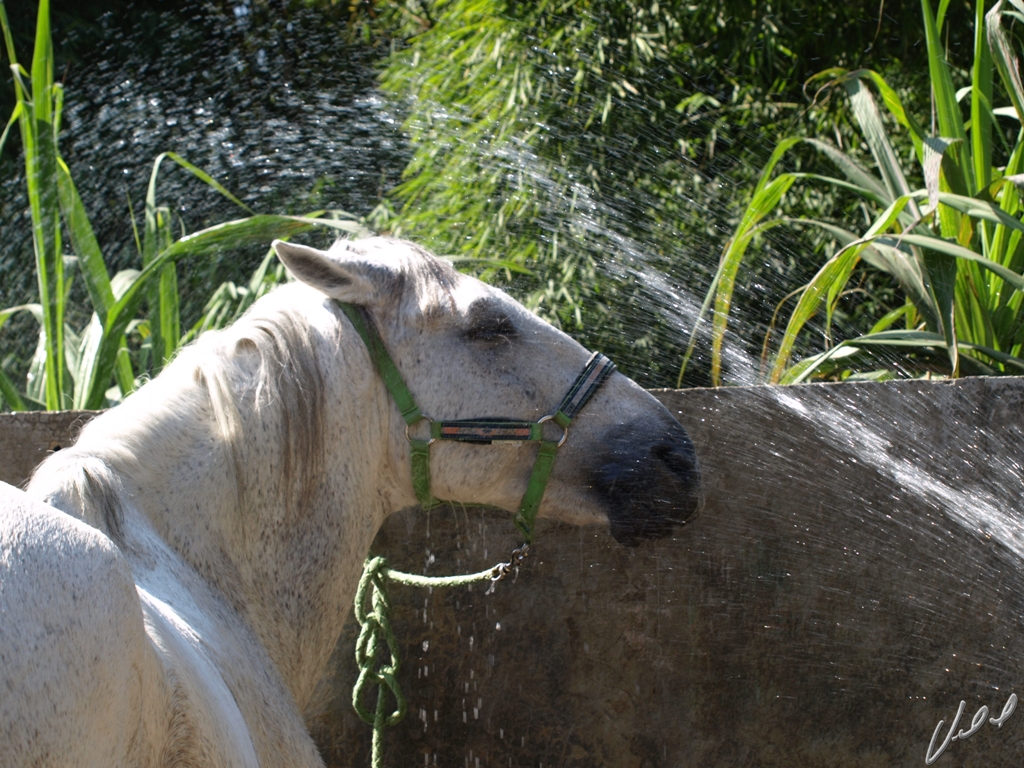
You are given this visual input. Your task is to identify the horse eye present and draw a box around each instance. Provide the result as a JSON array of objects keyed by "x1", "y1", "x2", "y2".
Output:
[{"x1": 466, "y1": 312, "x2": 518, "y2": 342}]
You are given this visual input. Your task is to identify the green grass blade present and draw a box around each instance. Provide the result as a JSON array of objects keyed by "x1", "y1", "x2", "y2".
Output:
[
  {"x1": 922, "y1": 0, "x2": 968, "y2": 142},
  {"x1": 709, "y1": 175, "x2": 796, "y2": 385},
  {"x1": 801, "y1": 171, "x2": 896, "y2": 204},
  {"x1": 802, "y1": 138, "x2": 890, "y2": 203},
  {"x1": 922, "y1": 137, "x2": 963, "y2": 214},
  {"x1": 126, "y1": 192, "x2": 143, "y2": 258},
  {"x1": 678, "y1": 137, "x2": 804, "y2": 386},
  {"x1": 770, "y1": 249, "x2": 868, "y2": 385},
  {"x1": 778, "y1": 342, "x2": 865, "y2": 384},
  {"x1": 895, "y1": 232, "x2": 1024, "y2": 290},
  {"x1": 110, "y1": 269, "x2": 141, "y2": 396},
  {"x1": 784, "y1": 218, "x2": 888, "y2": 253},
  {"x1": 972, "y1": 0, "x2": 994, "y2": 193},
  {"x1": 864, "y1": 240, "x2": 938, "y2": 329},
  {"x1": 0, "y1": 100, "x2": 21, "y2": 160},
  {"x1": 145, "y1": 154, "x2": 253, "y2": 261},
  {"x1": 922, "y1": 243, "x2": 959, "y2": 374},
  {"x1": 935, "y1": 190, "x2": 1024, "y2": 233},
  {"x1": 0, "y1": 304, "x2": 37, "y2": 411},
  {"x1": 987, "y1": 2, "x2": 1024, "y2": 125},
  {"x1": 71, "y1": 312, "x2": 103, "y2": 409},
  {"x1": 850, "y1": 69, "x2": 927, "y2": 163},
  {"x1": 784, "y1": 330, "x2": 1024, "y2": 383},
  {"x1": 0, "y1": 303, "x2": 43, "y2": 410},
  {"x1": 782, "y1": 217, "x2": 931, "y2": 312},
  {"x1": 161, "y1": 152, "x2": 253, "y2": 213},
  {"x1": 81, "y1": 215, "x2": 359, "y2": 408},
  {"x1": 18, "y1": 0, "x2": 65, "y2": 409},
  {"x1": 143, "y1": 154, "x2": 170, "y2": 367},
  {"x1": 158, "y1": 262, "x2": 180, "y2": 366},
  {"x1": 56, "y1": 157, "x2": 116, "y2": 318},
  {"x1": 142, "y1": 152, "x2": 260, "y2": 371},
  {"x1": 0, "y1": 364, "x2": 26, "y2": 411},
  {"x1": 845, "y1": 77, "x2": 919, "y2": 214},
  {"x1": 29, "y1": 122, "x2": 63, "y2": 410},
  {"x1": 991, "y1": 137, "x2": 1024, "y2": 312},
  {"x1": 869, "y1": 304, "x2": 915, "y2": 334},
  {"x1": 769, "y1": 196, "x2": 914, "y2": 381},
  {"x1": 30, "y1": 0, "x2": 52, "y2": 126},
  {"x1": 20, "y1": 306, "x2": 47, "y2": 406},
  {"x1": 0, "y1": 0, "x2": 17, "y2": 67}
]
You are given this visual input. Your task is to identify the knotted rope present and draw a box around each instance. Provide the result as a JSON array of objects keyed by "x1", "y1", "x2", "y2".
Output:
[{"x1": 353, "y1": 546, "x2": 529, "y2": 768}]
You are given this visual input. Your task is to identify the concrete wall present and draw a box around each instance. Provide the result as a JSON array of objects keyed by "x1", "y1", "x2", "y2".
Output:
[
  {"x1": 4, "y1": 378, "x2": 1023, "y2": 767},
  {"x1": 0, "y1": 410, "x2": 99, "y2": 488}
]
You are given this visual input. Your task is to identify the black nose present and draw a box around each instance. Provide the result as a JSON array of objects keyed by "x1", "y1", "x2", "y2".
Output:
[{"x1": 590, "y1": 420, "x2": 701, "y2": 547}]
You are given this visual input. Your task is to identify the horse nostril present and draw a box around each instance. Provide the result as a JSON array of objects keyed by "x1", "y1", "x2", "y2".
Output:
[{"x1": 651, "y1": 442, "x2": 697, "y2": 479}]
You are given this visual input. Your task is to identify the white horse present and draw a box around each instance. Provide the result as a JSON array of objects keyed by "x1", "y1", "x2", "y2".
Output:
[{"x1": 0, "y1": 237, "x2": 699, "y2": 767}]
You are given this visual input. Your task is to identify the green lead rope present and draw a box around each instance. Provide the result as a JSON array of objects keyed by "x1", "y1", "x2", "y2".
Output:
[{"x1": 353, "y1": 555, "x2": 523, "y2": 768}]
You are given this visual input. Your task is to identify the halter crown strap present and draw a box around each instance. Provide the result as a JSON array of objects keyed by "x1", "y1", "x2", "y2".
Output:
[
  {"x1": 336, "y1": 303, "x2": 441, "y2": 509},
  {"x1": 337, "y1": 303, "x2": 423, "y2": 427},
  {"x1": 336, "y1": 301, "x2": 615, "y2": 543}
]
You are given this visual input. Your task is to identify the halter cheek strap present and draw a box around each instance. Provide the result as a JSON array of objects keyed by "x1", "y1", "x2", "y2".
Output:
[{"x1": 336, "y1": 302, "x2": 616, "y2": 544}]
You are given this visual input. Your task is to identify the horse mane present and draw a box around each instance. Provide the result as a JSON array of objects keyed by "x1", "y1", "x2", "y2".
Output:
[
  {"x1": 32, "y1": 283, "x2": 332, "y2": 542},
  {"x1": 191, "y1": 283, "x2": 330, "y2": 515}
]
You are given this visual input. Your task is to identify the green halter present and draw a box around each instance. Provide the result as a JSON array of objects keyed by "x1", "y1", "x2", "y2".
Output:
[{"x1": 336, "y1": 301, "x2": 616, "y2": 543}]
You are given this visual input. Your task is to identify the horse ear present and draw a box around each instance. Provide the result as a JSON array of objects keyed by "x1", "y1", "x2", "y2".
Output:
[{"x1": 272, "y1": 240, "x2": 377, "y2": 303}]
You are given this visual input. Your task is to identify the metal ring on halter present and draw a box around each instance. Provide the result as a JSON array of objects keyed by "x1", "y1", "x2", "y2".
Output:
[
  {"x1": 536, "y1": 415, "x2": 568, "y2": 447},
  {"x1": 405, "y1": 416, "x2": 435, "y2": 445}
]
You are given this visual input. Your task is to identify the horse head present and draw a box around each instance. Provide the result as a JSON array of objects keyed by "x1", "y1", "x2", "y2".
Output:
[{"x1": 274, "y1": 237, "x2": 700, "y2": 546}]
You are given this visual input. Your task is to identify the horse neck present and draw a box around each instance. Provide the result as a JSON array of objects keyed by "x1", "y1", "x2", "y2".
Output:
[
  {"x1": 47, "y1": 302, "x2": 409, "y2": 709},
  {"x1": 197, "y1": 310, "x2": 409, "y2": 706}
]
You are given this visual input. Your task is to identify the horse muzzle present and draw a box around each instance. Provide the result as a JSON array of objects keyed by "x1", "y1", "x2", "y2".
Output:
[{"x1": 590, "y1": 419, "x2": 701, "y2": 547}]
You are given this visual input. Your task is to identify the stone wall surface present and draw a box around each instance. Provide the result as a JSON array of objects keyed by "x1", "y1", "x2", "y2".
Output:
[
  {"x1": 4, "y1": 377, "x2": 1024, "y2": 767},
  {"x1": 0, "y1": 410, "x2": 99, "y2": 488}
]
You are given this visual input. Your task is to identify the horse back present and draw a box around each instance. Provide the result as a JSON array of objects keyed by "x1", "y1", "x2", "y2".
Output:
[{"x1": 0, "y1": 481, "x2": 162, "y2": 767}]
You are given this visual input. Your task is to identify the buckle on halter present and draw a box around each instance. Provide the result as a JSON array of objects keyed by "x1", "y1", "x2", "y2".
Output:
[
  {"x1": 536, "y1": 414, "x2": 568, "y2": 447},
  {"x1": 404, "y1": 416, "x2": 435, "y2": 445}
]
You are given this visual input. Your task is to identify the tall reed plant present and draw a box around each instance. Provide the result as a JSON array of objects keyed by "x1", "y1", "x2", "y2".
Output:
[
  {"x1": 682, "y1": 0, "x2": 1024, "y2": 386},
  {"x1": 0, "y1": 0, "x2": 361, "y2": 410}
]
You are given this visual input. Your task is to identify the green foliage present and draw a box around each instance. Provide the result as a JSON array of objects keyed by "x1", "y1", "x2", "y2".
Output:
[
  {"x1": 688, "y1": 0, "x2": 1024, "y2": 385},
  {"x1": 0, "y1": 0, "x2": 363, "y2": 411},
  {"x1": 374, "y1": 0, "x2": 961, "y2": 386}
]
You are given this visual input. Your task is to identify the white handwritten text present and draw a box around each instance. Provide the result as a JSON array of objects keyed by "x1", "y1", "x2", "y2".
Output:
[{"x1": 925, "y1": 693, "x2": 1017, "y2": 764}]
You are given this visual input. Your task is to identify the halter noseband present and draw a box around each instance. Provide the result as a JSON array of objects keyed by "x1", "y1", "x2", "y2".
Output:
[{"x1": 336, "y1": 302, "x2": 616, "y2": 544}]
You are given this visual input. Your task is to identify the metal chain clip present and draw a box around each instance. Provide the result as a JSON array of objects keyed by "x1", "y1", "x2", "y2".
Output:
[{"x1": 489, "y1": 543, "x2": 531, "y2": 584}]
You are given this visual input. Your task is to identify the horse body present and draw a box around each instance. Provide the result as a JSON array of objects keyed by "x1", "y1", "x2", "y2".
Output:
[{"x1": 1, "y1": 237, "x2": 699, "y2": 767}]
